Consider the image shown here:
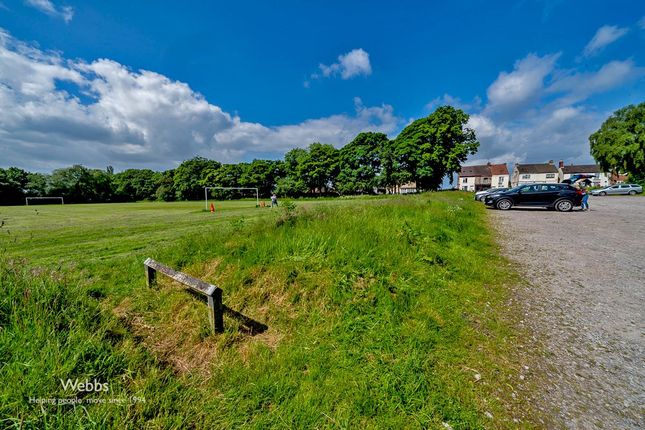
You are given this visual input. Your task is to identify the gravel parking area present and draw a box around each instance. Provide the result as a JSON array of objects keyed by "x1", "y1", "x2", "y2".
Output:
[{"x1": 491, "y1": 196, "x2": 644, "y2": 429}]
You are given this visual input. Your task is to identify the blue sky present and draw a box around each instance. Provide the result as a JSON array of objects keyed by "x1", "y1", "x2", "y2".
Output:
[{"x1": 1, "y1": 0, "x2": 644, "y2": 171}]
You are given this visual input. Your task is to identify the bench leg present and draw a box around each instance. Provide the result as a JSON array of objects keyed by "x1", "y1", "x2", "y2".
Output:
[
  {"x1": 208, "y1": 289, "x2": 224, "y2": 333},
  {"x1": 146, "y1": 266, "x2": 156, "y2": 287}
]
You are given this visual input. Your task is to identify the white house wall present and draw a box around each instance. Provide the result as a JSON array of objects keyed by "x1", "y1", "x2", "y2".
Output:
[
  {"x1": 512, "y1": 170, "x2": 558, "y2": 186},
  {"x1": 459, "y1": 176, "x2": 479, "y2": 191},
  {"x1": 491, "y1": 174, "x2": 509, "y2": 188}
]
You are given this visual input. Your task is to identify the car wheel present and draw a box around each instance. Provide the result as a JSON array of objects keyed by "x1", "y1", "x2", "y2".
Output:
[
  {"x1": 600, "y1": 191, "x2": 607, "y2": 196},
  {"x1": 629, "y1": 190, "x2": 636, "y2": 195},
  {"x1": 555, "y1": 199, "x2": 573, "y2": 212},
  {"x1": 496, "y1": 199, "x2": 512, "y2": 210}
]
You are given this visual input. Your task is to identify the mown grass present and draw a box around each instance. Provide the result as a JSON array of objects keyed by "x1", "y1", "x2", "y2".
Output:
[{"x1": 0, "y1": 194, "x2": 531, "y2": 429}]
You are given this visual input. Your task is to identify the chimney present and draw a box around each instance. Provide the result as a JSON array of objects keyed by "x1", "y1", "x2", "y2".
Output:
[
  {"x1": 548, "y1": 160, "x2": 554, "y2": 165},
  {"x1": 558, "y1": 160, "x2": 564, "y2": 169}
]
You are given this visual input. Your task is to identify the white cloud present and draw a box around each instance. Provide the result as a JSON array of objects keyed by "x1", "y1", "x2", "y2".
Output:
[
  {"x1": 464, "y1": 51, "x2": 644, "y2": 166},
  {"x1": 467, "y1": 107, "x2": 605, "y2": 166},
  {"x1": 24, "y1": 0, "x2": 73, "y2": 23},
  {"x1": 308, "y1": 48, "x2": 372, "y2": 85},
  {"x1": 548, "y1": 59, "x2": 643, "y2": 104},
  {"x1": 214, "y1": 97, "x2": 397, "y2": 155},
  {"x1": 582, "y1": 25, "x2": 628, "y2": 58},
  {"x1": 485, "y1": 53, "x2": 560, "y2": 113},
  {"x1": 638, "y1": 16, "x2": 645, "y2": 30},
  {"x1": 467, "y1": 114, "x2": 510, "y2": 140},
  {"x1": 0, "y1": 30, "x2": 400, "y2": 171}
]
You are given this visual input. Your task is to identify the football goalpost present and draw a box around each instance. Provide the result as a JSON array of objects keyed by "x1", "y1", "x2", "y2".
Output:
[
  {"x1": 25, "y1": 196, "x2": 64, "y2": 206},
  {"x1": 204, "y1": 187, "x2": 259, "y2": 210}
]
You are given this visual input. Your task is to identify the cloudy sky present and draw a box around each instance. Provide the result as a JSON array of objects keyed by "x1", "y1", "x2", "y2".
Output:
[{"x1": 1, "y1": 0, "x2": 644, "y2": 172}]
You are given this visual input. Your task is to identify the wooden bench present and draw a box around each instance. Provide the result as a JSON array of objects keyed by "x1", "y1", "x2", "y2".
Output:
[{"x1": 144, "y1": 258, "x2": 223, "y2": 333}]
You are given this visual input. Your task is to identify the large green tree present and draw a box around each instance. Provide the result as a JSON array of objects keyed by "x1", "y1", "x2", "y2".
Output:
[
  {"x1": 173, "y1": 157, "x2": 221, "y2": 200},
  {"x1": 302, "y1": 143, "x2": 339, "y2": 194},
  {"x1": 589, "y1": 102, "x2": 645, "y2": 183},
  {"x1": 112, "y1": 169, "x2": 160, "y2": 201},
  {"x1": 25, "y1": 172, "x2": 49, "y2": 197},
  {"x1": 336, "y1": 132, "x2": 388, "y2": 195},
  {"x1": 393, "y1": 106, "x2": 479, "y2": 190},
  {"x1": 239, "y1": 159, "x2": 284, "y2": 196},
  {"x1": 48, "y1": 165, "x2": 114, "y2": 203},
  {"x1": 377, "y1": 139, "x2": 409, "y2": 192},
  {"x1": 202, "y1": 163, "x2": 245, "y2": 199},
  {"x1": 155, "y1": 170, "x2": 176, "y2": 201},
  {"x1": 278, "y1": 143, "x2": 340, "y2": 195},
  {"x1": 203, "y1": 163, "x2": 243, "y2": 188},
  {"x1": 276, "y1": 148, "x2": 309, "y2": 197}
]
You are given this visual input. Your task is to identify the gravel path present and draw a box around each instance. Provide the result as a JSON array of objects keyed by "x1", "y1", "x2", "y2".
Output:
[{"x1": 491, "y1": 196, "x2": 645, "y2": 429}]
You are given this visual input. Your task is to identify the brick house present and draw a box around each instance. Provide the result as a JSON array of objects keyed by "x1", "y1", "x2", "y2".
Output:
[
  {"x1": 609, "y1": 172, "x2": 629, "y2": 184},
  {"x1": 490, "y1": 163, "x2": 510, "y2": 189},
  {"x1": 458, "y1": 163, "x2": 509, "y2": 191}
]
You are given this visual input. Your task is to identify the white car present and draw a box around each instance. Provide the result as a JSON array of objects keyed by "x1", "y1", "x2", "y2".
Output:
[{"x1": 591, "y1": 184, "x2": 643, "y2": 196}]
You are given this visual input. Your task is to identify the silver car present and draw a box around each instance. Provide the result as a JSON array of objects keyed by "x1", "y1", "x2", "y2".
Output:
[
  {"x1": 474, "y1": 187, "x2": 509, "y2": 201},
  {"x1": 591, "y1": 184, "x2": 643, "y2": 196}
]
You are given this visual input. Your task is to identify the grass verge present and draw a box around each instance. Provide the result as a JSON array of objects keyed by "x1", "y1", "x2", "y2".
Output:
[{"x1": 0, "y1": 193, "x2": 532, "y2": 428}]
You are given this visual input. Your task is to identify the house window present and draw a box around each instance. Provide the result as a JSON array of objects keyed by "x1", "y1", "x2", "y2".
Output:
[
  {"x1": 462, "y1": 178, "x2": 468, "y2": 183},
  {"x1": 546, "y1": 173, "x2": 555, "y2": 178},
  {"x1": 521, "y1": 174, "x2": 531, "y2": 179},
  {"x1": 498, "y1": 177, "x2": 504, "y2": 186}
]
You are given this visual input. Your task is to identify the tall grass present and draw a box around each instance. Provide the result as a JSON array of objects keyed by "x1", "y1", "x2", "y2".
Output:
[{"x1": 0, "y1": 194, "x2": 531, "y2": 428}]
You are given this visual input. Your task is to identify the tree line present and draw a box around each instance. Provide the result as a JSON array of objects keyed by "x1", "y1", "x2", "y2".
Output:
[{"x1": 1, "y1": 106, "x2": 480, "y2": 205}]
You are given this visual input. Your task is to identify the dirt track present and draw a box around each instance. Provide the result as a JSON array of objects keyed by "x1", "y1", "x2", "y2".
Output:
[{"x1": 491, "y1": 196, "x2": 645, "y2": 429}]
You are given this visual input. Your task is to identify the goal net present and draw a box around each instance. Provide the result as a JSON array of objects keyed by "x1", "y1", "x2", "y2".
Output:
[
  {"x1": 204, "y1": 187, "x2": 259, "y2": 210},
  {"x1": 25, "y1": 197, "x2": 64, "y2": 206}
]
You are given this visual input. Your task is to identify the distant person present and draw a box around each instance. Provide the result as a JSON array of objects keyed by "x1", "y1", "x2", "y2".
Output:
[
  {"x1": 581, "y1": 186, "x2": 590, "y2": 211},
  {"x1": 271, "y1": 193, "x2": 278, "y2": 207}
]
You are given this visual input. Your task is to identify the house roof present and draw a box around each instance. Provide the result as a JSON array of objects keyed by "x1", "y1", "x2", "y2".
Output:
[
  {"x1": 459, "y1": 164, "x2": 492, "y2": 177},
  {"x1": 515, "y1": 163, "x2": 558, "y2": 174},
  {"x1": 611, "y1": 172, "x2": 628, "y2": 181},
  {"x1": 459, "y1": 163, "x2": 509, "y2": 177},
  {"x1": 561, "y1": 164, "x2": 601, "y2": 174},
  {"x1": 489, "y1": 163, "x2": 509, "y2": 176}
]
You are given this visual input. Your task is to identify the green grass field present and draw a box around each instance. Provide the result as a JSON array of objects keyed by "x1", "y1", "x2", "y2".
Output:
[{"x1": 0, "y1": 194, "x2": 533, "y2": 429}]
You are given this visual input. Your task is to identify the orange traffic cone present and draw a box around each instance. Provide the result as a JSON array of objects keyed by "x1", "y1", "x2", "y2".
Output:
[{"x1": 210, "y1": 203, "x2": 215, "y2": 213}]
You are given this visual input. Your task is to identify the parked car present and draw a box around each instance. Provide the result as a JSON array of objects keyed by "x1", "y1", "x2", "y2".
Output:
[
  {"x1": 474, "y1": 187, "x2": 509, "y2": 201},
  {"x1": 484, "y1": 183, "x2": 583, "y2": 211},
  {"x1": 591, "y1": 184, "x2": 643, "y2": 196}
]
